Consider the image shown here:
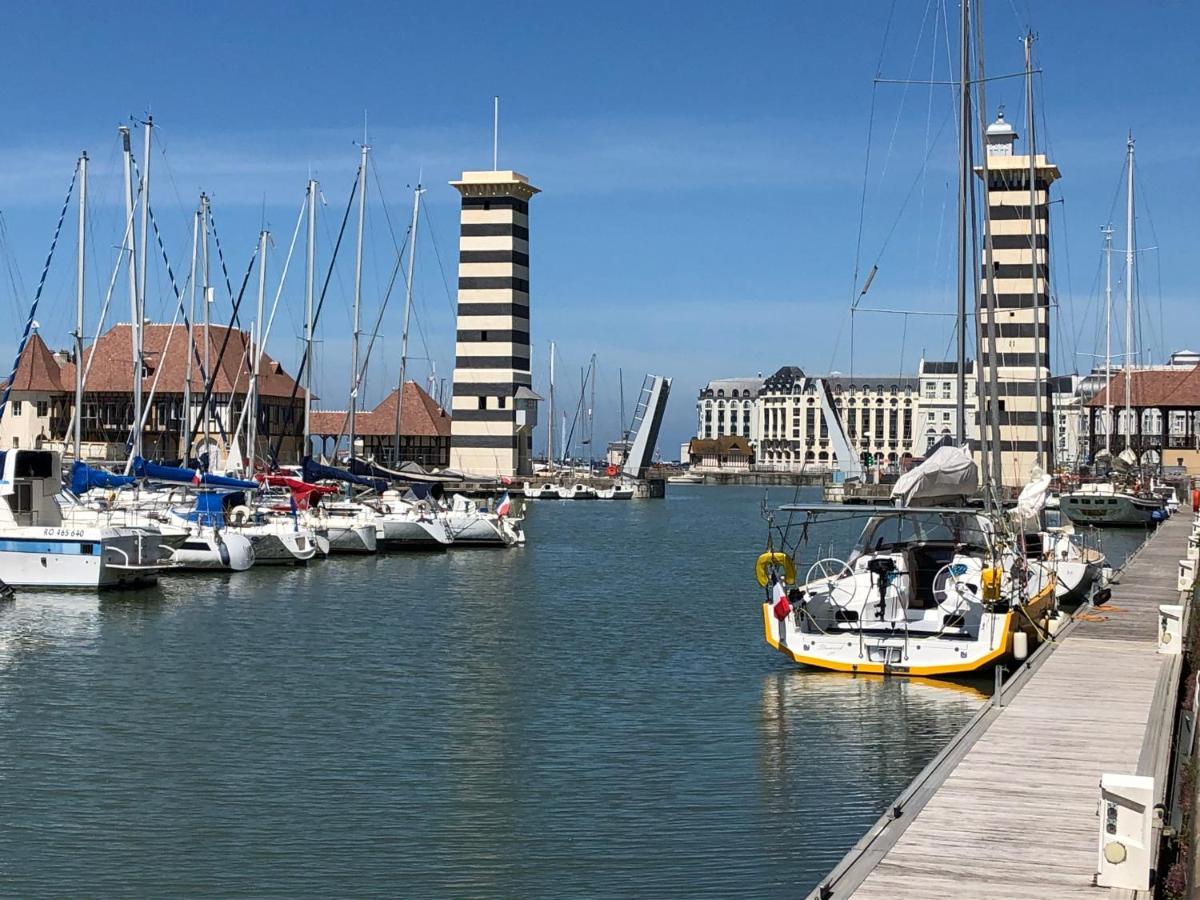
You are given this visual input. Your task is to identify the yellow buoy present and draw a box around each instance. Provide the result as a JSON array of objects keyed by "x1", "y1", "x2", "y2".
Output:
[{"x1": 756, "y1": 551, "x2": 797, "y2": 588}]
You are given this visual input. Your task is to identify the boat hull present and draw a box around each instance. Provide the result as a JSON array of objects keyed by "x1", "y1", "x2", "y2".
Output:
[
  {"x1": 377, "y1": 516, "x2": 452, "y2": 548},
  {"x1": 0, "y1": 530, "x2": 163, "y2": 588},
  {"x1": 326, "y1": 523, "x2": 377, "y2": 554},
  {"x1": 444, "y1": 513, "x2": 520, "y2": 546},
  {"x1": 1060, "y1": 493, "x2": 1161, "y2": 527},
  {"x1": 763, "y1": 582, "x2": 1056, "y2": 677},
  {"x1": 171, "y1": 532, "x2": 256, "y2": 571}
]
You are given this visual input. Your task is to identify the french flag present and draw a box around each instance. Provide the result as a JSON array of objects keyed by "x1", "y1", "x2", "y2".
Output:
[{"x1": 495, "y1": 491, "x2": 512, "y2": 517}]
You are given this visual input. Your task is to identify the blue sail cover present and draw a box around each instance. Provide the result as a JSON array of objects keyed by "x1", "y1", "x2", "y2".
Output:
[
  {"x1": 70, "y1": 460, "x2": 136, "y2": 495},
  {"x1": 132, "y1": 456, "x2": 257, "y2": 490},
  {"x1": 303, "y1": 457, "x2": 386, "y2": 493},
  {"x1": 185, "y1": 490, "x2": 234, "y2": 527}
]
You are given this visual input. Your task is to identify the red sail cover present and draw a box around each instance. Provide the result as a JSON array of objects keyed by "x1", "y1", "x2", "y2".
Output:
[{"x1": 257, "y1": 474, "x2": 338, "y2": 511}]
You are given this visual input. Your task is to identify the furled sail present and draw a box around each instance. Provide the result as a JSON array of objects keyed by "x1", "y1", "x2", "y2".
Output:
[
  {"x1": 302, "y1": 457, "x2": 387, "y2": 493},
  {"x1": 132, "y1": 456, "x2": 258, "y2": 490},
  {"x1": 69, "y1": 460, "x2": 136, "y2": 494}
]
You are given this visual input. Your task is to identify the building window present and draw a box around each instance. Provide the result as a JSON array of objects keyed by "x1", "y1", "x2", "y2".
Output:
[
  {"x1": 11, "y1": 437, "x2": 17, "y2": 448},
  {"x1": 12, "y1": 401, "x2": 21, "y2": 416},
  {"x1": 941, "y1": 382, "x2": 951, "y2": 399},
  {"x1": 36, "y1": 400, "x2": 48, "y2": 417},
  {"x1": 924, "y1": 383, "x2": 936, "y2": 399},
  {"x1": 478, "y1": 396, "x2": 486, "y2": 410}
]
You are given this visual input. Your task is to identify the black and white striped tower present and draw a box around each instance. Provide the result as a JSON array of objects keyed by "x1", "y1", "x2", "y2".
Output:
[
  {"x1": 977, "y1": 110, "x2": 1060, "y2": 486},
  {"x1": 448, "y1": 169, "x2": 541, "y2": 476}
]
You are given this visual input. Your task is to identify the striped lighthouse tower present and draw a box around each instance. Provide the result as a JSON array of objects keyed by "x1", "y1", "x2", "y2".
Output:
[
  {"x1": 976, "y1": 109, "x2": 1060, "y2": 486},
  {"x1": 448, "y1": 169, "x2": 541, "y2": 477}
]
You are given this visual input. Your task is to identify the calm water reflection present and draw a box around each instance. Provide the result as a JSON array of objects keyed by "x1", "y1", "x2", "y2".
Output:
[{"x1": 0, "y1": 486, "x2": 1147, "y2": 897}]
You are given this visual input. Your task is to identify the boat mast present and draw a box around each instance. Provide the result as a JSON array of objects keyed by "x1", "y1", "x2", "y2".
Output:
[
  {"x1": 392, "y1": 180, "x2": 423, "y2": 468},
  {"x1": 349, "y1": 142, "x2": 368, "y2": 463},
  {"x1": 73, "y1": 150, "x2": 87, "y2": 462},
  {"x1": 137, "y1": 118, "x2": 152, "y2": 461},
  {"x1": 973, "y1": 0, "x2": 1005, "y2": 500},
  {"x1": 954, "y1": 0, "x2": 970, "y2": 445},
  {"x1": 589, "y1": 353, "x2": 596, "y2": 471},
  {"x1": 120, "y1": 126, "x2": 142, "y2": 461},
  {"x1": 619, "y1": 366, "x2": 625, "y2": 441},
  {"x1": 1023, "y1": 32, "x2": 1044, "y2": 472},
  {"x1": 249, "y1": 228, "x2": 268, "y2": 471},
  {"x1": 1102, "y1": 224, "x2": 1113, "y2": 454},
  {"x1": 302, "y1": 179, "x2": 317, "y2": 463},
  {"x1": 1123, "y1": 134, "x2": 1135, "y2": 454},
  {"x1": 546, "y1": 342, "x2": 555, "y2": 468},
  {"x1": 183, "y1": 206, "x2": 200, "y2": 459},
  {"x1": 201, "y1": 192, "x2": 212, "y2": 459}
]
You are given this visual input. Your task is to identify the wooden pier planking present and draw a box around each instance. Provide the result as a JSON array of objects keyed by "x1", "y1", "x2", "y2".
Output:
[{"x1": 840, "y1": 513, "x2": 1193, "y2": 900}]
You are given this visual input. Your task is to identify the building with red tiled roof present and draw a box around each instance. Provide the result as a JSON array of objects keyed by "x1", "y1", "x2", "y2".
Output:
[
  {"x1": 309, "y1": 381, "x2": 452, "y2": 468},
  {"x1": 0, "y1": 323, "x2": 307, "y2": 464},
  {"x1": 1083, "y1": 365, "x2": 1200, "y2": 472},
  {"x1": 0, "y1": 333, "x2": 73, "y2": 453}
]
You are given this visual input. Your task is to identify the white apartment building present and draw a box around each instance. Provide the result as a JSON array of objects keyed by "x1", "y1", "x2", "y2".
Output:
[
  {"x1": 754, "y1": 366, "x2": 918, "y2": 471},
  {"x1": 916, "y1": 359, "x2": 978, "y2": 455},
  {"x1": 696, "y1": 376, "x2": 763, "y2": 444}
]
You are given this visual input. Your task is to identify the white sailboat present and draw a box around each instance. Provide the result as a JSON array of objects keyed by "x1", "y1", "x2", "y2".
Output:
[
  {"x1": 757, "y1": 13, "x2": 1059, "y2": 677},
  {"x1": 1060, "y1": 138, "x2": 1167, "y2": 528}
]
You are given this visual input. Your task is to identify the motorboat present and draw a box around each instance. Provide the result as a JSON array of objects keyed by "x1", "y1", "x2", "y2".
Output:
[
  {"x1": 596, "y1": 482, "x2": 636, "y2": 500},
  {"x1": 667, "y1": 471, "x2": 704, "y2": 485},
  {"x1": 1059, "y1": 482, "x2": 1166, "y2": 527},
  {"x1": 758, "y1": 447, "x2": 1057, "y2": 677},
  {"x1": 0, "y1": 450, "x2": 166, "y2": 588},
  {"x1": 557, "y1": 483, "x2": 598, "y2": 500}
]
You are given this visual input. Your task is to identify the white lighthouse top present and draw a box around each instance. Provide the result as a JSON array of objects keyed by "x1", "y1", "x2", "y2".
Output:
[{"x1": 985, "y1": 109, "x2": 1018, "y2": 157}]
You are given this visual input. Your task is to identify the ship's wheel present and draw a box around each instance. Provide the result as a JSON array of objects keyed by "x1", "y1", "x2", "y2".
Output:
[
  {"x1": 932, "y1": 562, "x2": 976, "y2": 614},
  {"x1": 806, "y1": 558, "x2": 854, "y2": 607}
]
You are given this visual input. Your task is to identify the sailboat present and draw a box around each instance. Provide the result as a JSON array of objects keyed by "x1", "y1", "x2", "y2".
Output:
[
  {"x1": 1059, "y1": 137, "x2": 1167, "y2": 528},
  {"x1": 756, "y1": 9, "x2": 1059, "y2": 677}
]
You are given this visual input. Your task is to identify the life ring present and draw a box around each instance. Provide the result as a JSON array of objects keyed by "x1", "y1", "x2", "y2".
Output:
[
  {"x1": 606, "y1": 464, "x2": 619, "y2": 477},
  {"x1": 229, "y1": 505, "x2": 253, "y2": 526},
  {"x1": 756, "y1": 551, "x2": 797, "y2": 587}
]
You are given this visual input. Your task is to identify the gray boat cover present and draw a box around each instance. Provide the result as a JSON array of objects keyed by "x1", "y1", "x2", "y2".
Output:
[{"x1": 890, "y1": 444, "x2": 978, "y2": 507}]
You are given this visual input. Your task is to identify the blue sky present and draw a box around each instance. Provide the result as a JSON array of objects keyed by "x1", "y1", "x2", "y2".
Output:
[{"x1": 0, "y1": 1, "x2": 1197, "y2": 459}]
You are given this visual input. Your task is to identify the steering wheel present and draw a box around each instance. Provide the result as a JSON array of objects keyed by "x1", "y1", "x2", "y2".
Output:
[
  {"x1": 932, "y1": 562, "x2": 975, "y2": 614},
  {"x1": 805, "y1": 558, "x2": 854, "y2": 607}
]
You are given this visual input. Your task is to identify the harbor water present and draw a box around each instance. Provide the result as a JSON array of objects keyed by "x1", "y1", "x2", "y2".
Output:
[{"x1": 0, "y1": 486, "x2": 1149, "y2": 897}]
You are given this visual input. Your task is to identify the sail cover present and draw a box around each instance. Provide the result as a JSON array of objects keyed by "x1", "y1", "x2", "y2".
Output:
[
  {"x1": 185, "y1": 490, "x2": 235, "y2": 527},
  {"x1": 1010, "y1": 471, "x2": 1052, "y2": 524},
  {"x1": 70, "y1": 460, "x2": 136, "y2": 495},
  {"x1": 133, "y1": 456, "x2": 258, "y2": 490},
  {"x1": 303, "y1": 457, "x2": 387, "y2": 493},
  {"x1": 891, "y1": 445, "x2": 978, "y2": 507},
  {"x1": 258, "y1": 474, "x2": 338, "y2": 511},
  {"x1": 349, "y1": 457, "x2": 459, "y2": 484}
]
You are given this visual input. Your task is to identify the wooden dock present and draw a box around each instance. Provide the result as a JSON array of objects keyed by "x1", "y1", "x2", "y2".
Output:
[{"x1": 811, "y1": 512, "x2": 1194, "y2": 900}]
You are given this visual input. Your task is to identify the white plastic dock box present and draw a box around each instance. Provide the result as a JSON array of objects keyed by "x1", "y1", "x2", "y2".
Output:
[
  {"x1": 1180, "y1": 558, "x2": 1196, "y2": 592},
  {"x1": 1096, "y1": 773, "x2": 1154, "y2": 890},
  {"x1": 1158, "y1": 604, "x2": 1183, "y2": 654}
]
